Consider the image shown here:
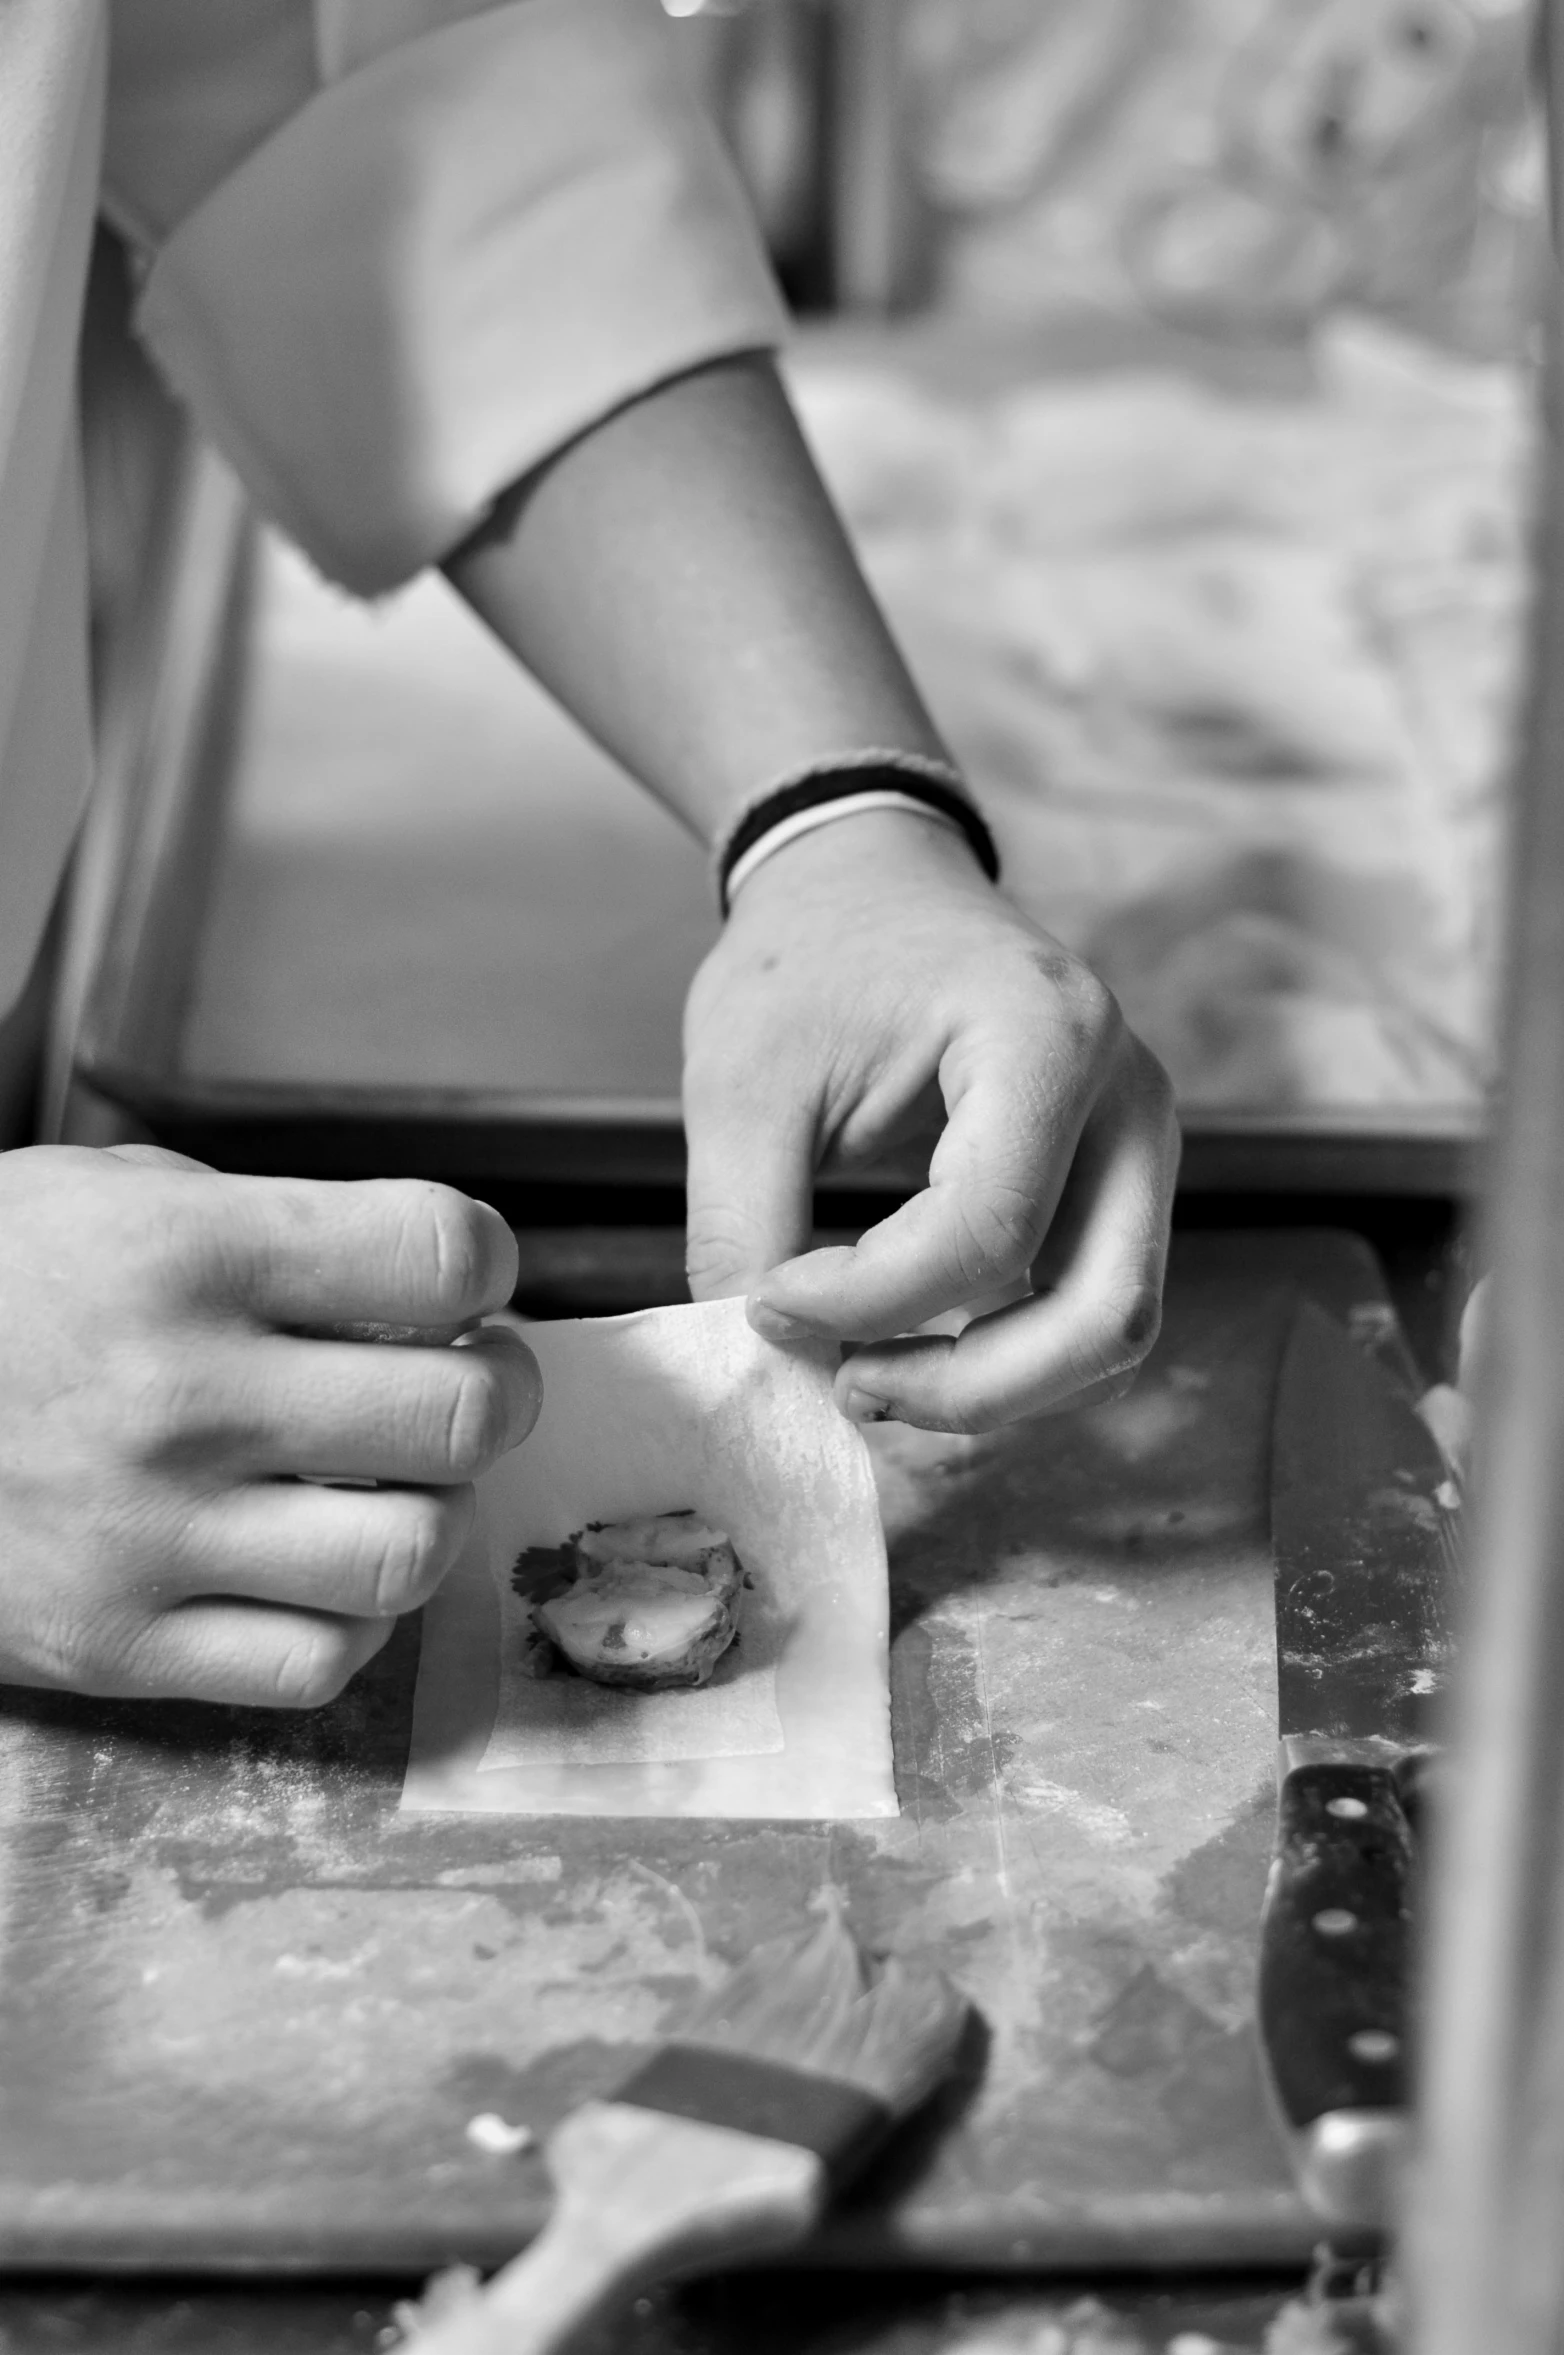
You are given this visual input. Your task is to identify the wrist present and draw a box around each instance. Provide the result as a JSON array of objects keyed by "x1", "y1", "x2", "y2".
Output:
[
  {"x1": 715, "y1": 756, "x2": 998, "y2": 914},
  {"x1": 726, "y1": 801, "x2": 997, "y2": 915}
]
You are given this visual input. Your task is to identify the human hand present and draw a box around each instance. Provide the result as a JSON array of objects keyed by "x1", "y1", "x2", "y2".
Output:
[
  {"x1": 0, "y1": 1146, "x2": 539, "y2": 1705},
  {"x1": 682, "y1": 812, "x2": 1179, "y2": 1432}
]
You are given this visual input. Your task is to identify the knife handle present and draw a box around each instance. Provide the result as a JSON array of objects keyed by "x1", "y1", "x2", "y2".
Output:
[{"x1": 1258, "y1": 1759, "x2": 1416, "y2": 2238}]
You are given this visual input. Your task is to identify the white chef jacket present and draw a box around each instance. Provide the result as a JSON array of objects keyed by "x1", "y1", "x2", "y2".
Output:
[{"x1": 0, "y1": 0, "x2": 786, "y2": 1022}]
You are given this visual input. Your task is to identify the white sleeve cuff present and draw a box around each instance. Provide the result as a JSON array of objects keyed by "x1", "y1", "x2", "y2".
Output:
[{"x1": 133, "y1": 0, "x2": 789, "y2": 594}]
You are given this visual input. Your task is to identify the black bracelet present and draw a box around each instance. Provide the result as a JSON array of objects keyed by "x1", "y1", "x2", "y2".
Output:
[{"x1": 717, "y1": 765, "x2": 1001, "y2": 914}]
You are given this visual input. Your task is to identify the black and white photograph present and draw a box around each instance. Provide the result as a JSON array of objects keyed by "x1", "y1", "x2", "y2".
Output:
[{"x1": 0, "y1": 2, "x2": 1551, "y2": 2348}]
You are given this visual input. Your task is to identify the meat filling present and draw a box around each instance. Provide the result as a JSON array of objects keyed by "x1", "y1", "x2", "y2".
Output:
[{"x1": 532, "y1": 1514, "x2": 744, "y2": 1691}]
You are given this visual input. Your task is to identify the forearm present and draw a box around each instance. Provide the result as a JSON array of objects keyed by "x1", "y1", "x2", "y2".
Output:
[{"x1": 444, "y1": 353, "x2": 951, "y2": 847}]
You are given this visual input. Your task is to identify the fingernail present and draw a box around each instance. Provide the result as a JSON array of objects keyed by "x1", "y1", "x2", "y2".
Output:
[
  {"x1": 749, "y1": 1301, "x2": 829, "y2": 1344},
  {"x1": 842, "y1": 1387, "x2": 897, "y2": 1426}
]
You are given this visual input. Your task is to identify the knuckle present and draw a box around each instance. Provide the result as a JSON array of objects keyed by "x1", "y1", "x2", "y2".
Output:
[
  {"x1": 69, "y1": 1581, "x2": 193, "y2": 1701},
  {"x1": 269, "y1": 1625, "x2": 357, "y2": 1711},
  {"x1": 1019, "y1": 946, "x2": 1120, "y2": 1046},
  {"x1": 187, "y1": 1177, "x2": 314, "y2": 1314},
  {"x1": 1067, "y1": 1014, "x2": 1123, "y2": 1101},
  {"x1": 115, "y1": 1343, "x2": 229, "y2": 1469},
  {"x1": 1069, "y1": 986, "x2": 1125, "y2": 1088},
  {"x1": 25, "y1": 1600, "x2": 133, "y2": 1698},
  {"x1": 112, "y1": 1203, "x2": 231, "y2": 1325},
  {"x1": 1068, "y1": 962, "x2": 1120, "y2": 1043},
  {"x1": 382, "y1": 1181, "x2": 497, "y2": 1313},
  {"x1": 1072, "y1": 1282, "x2": 1163, "y2": 1387},
  {"x1": 439, "y1": 1359, "x2": 513, "y2": 1480},
  {"x1": 953, "y1": 1186, "x2": 1045, "y2": 1289},
  {"x1": 684, "y1": 1209, "x2": 753, "y2": 1300},
  {"x1": 420, "y1": 1186, "x2": 491, "y2": 1308},
  {"x1": 366, "y1": 1495, "x2": 456, "y2": 1617},
  {"x1": 1114, "y1": 1280, "x2": 1164, "y2": 1358}
]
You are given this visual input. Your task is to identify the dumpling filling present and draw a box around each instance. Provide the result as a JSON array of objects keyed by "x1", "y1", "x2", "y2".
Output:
[{"x1": 533, "y1": 1514, "x2": 743, "y2": 1690}]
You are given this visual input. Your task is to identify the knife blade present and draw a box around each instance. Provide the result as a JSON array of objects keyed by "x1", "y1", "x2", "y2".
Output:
[{"x1": 1260, "y1": 1298, "x2": 1459, "y2": 2241}]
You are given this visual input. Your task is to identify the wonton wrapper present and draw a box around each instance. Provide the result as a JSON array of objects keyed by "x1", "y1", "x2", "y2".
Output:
[{"x1": 400, "y1": 1299, "x2": 898, "y2": 1819}]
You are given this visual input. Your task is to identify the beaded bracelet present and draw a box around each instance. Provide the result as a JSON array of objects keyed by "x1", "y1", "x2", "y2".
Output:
[{"x1": 715, "y1": 754, "x2": 1001, "y2": 916}]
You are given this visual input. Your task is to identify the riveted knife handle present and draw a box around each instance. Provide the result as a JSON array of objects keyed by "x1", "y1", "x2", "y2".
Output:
[{"x1": 1258, "y1": 1760, "x2": 1416, "y2": 2238}]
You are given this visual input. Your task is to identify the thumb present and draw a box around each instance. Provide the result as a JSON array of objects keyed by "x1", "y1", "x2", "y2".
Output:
[{"x1": 683, "y1": 1089, "x2": 815, "y2": 1302}]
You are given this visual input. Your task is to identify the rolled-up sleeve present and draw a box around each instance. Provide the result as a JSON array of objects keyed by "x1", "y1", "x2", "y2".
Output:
[{"x1": 124, "y1": 0, "x2": 788, "y2": 594}]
